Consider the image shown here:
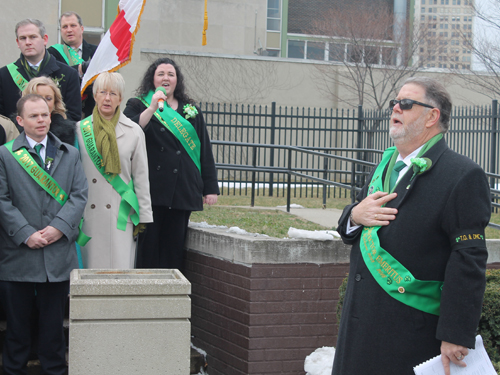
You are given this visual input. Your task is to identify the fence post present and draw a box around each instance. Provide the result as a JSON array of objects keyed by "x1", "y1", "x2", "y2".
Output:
[
  {"x1": 491, "y1": 100, "x2": 498, "y2": 191},
  {"x1": 269, "y1": 102, "x2": 276, "y2": 197},
  {"x1": 251, "y1": 146, "x2": 257, "y2": 207},
  {"x1": 322, "y1": 156, "x2": 328, "y2": 208},
  {"x1": 356, "y1": 105, "x2": 364, "y2": 188},
  {"x1": 287, "y1": 148, "x2": 292, "y2": 213}
]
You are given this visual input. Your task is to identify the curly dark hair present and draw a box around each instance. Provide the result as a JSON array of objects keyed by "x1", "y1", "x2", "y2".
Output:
[{"x1": 135, "y1": 57, "x2": 194, "y2": 104}]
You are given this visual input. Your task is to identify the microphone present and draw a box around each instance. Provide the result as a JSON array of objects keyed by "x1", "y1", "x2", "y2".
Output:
[{"x1": 155, "y1": 87, "x2": 167, "y2": 112}]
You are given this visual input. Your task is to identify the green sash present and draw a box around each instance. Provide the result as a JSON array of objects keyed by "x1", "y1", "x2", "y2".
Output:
[
  {"x1": 6, "y1": 63, "x2": 29, "y2": 92},
  {"x1": 138, "y1": 91, "x2": 201, "y2": 173},
  {"x1": 79, "y1": 116, "x2": 140, "y2": 232},
  {"x1": 4, "y1": 140, "x2": 90, "y2": 247},
  {"x1": 50, "y1": 44, "x2": 84, "y2": 66},
  {"x1": 359, "y1": 135, "x2": 444, "y2": 316}
]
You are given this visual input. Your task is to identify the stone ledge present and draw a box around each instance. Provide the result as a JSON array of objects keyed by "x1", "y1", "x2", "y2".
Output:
[{"x1": 186, "y1": 227, "x2": 500, "y2": 265}]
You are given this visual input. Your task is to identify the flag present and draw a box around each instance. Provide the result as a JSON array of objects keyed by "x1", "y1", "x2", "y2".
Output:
[
  {"x1": 81, "y1": 0, "x2": 146, "y2": 94},
  {"x1": 202, "y1": 0, "x2": 208, "y2": 46}
]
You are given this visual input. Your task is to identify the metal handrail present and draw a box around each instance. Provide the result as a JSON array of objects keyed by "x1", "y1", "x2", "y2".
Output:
[{"x1": 211, "y1": 140, "x2": 500, "y2": 230}]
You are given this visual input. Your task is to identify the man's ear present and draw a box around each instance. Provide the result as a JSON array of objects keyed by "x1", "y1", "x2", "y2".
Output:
[
  {"x1": 425, "y1": 108, "x2": 441, "y2": 129},
  {"x1": 16, "y1": 116, "x2": 24, "y2": 129}
]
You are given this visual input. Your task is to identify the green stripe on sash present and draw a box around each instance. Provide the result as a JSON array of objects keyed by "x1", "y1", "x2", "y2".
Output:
[
  {"x1": 138, "y1": 91, "x2": 201, "y2": 173},
  {"x1": 5, "y1": 141, "x2": 68, "y2": 204},
  {"x1": 51, "y1": 44, "x2": 84, "y2": 66},
  {"x1": 6, "y1": 63, "x2": 29, "y2": 92},
  {"x1": 80, "y1": 116, "x2": 140, "y2": 231},
  {"x1": 4, "y1": 140, "x2": 90, "y2": 248},
  {"x1": 359, "y1": 135, "x2": 444, "y2": 316}
]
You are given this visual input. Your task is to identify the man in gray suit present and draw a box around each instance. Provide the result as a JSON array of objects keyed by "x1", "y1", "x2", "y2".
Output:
[{"x1": 0, "y1": 94, "x2": 88, "y2": 375}]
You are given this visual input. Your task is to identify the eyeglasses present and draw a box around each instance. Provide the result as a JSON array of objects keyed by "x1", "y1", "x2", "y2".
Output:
[
  {"x1": 97, "y1": 91, "x2": 119, "y2": 98},
  {"x1": 389, "y1": 99, "x2": 435, "y2": 111}
]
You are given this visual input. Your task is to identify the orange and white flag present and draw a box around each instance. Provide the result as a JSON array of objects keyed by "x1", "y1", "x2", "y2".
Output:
[{"x1": 81, "y1": 0, "x2": 146, "y2": 93}]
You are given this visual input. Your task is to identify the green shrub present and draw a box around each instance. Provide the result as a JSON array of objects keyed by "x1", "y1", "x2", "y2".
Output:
[{"x1": 337, "y1": 269, "x2": 500, "y2": 374}]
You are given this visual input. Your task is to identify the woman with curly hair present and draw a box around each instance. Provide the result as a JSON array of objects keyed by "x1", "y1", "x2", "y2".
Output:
[{"x1": 124, "y1": 57, "x2": 219, "y2": 271}]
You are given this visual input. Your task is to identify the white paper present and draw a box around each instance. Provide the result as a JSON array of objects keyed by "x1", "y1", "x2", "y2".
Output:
[{"x1": 413, "y1": 335, "x2": 497, "y2": 375}]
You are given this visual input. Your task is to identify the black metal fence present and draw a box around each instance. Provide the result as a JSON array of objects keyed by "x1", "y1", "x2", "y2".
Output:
[{"x1": 202, "y1": 100, "x2": 500, "y2": 200}]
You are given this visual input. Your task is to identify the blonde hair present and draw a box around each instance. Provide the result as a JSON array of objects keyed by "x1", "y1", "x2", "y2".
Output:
[
  {"x1": 23, "y1": 77, "x2": 67, "y2": 118},
  {"x1": 93, "y1": 72, "x2": 125, "y2": 98}
]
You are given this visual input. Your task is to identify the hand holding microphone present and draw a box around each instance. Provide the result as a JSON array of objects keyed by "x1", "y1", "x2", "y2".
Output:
[{"x1": 155, "y1": 87, "x2": 167, "y2": 112}]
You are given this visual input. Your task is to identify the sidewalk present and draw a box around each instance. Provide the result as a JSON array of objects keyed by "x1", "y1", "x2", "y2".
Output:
[{"x1": 220, "y1": 205, "x2": 344, "y2": 229}]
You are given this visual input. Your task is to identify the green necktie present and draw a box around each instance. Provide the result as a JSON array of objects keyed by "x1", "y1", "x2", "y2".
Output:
[
  {"x1": 31, "y1": 65, "x2": 39, "y2": 76},
  {"x1": 389, "y1": 161, "x2": 406, "y2": 191},
  {"x1": 34, "y1": 143, "x2": 44, "y2": 164}
]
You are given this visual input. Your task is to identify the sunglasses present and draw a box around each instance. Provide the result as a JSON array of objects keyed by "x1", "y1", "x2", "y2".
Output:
[{"x1": 389, "y1": 99, "x2": 435, "y2": 111}]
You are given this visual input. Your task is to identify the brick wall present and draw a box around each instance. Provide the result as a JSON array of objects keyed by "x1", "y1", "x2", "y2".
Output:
[{"x1": 185, "y1": 251, "x2": 349, "y2": 375}]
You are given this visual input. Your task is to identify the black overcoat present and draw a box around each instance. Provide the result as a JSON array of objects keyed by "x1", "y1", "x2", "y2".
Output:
[
  {"x1": 48, "y1": 40, "x2": 98, "y2": 118},
  {"x1": 0, "y1": 53, "x2": 82, "y2": 122},
  {"x1": 123, "y1": 98, "x2": 219, "y2": 211},
  {"x1": 332, "y1": 138, "x2": 491, "y2": 375}
]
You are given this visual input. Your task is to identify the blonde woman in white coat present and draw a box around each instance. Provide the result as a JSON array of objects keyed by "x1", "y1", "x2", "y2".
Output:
[{"x1": 77, "y1": 72, "x2": 153, "y2": 269}]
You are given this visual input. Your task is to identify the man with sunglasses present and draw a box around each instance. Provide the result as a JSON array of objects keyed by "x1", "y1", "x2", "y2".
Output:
[{"x1": 332, "y1": 77, "x2": 491, "y2": 375}]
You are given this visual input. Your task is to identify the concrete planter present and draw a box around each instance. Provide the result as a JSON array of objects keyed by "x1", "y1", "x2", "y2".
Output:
[{"x1": 69, "y1": 269, "x2": 191, "y2": 375}]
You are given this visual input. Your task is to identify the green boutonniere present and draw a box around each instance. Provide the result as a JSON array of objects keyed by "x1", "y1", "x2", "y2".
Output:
[
  {"x1": 410, "y1": 157, "x2": 432, "y2": 181},
  {"x1": 183, "y1": 104, "x2": 198, "y2": 120},
  {"x1": 52, "y1": 74, "x2": 65, "y2": 88},
  {"x1": 45, "y1": 157, "x2": 54, "y2": 170}
]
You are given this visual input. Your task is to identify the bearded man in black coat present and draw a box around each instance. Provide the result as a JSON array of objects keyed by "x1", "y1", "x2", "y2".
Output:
[{"x1": 332, "y1": 77, "x2": 491, "y2": 375}]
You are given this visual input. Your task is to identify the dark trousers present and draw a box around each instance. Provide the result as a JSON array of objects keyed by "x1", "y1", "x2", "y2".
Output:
[
  {"x1": 136, "y1": 206, "x2": 191, "y2": 271},
  {"x1": 0, "y1": 280, "x2": 69, "y2": 375}
]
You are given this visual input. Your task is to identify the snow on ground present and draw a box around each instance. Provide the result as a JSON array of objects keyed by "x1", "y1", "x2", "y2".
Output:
[
  {"x1": 304, "y1": 347, "x2": 335, "y2": 375},
  {"x1": 226, "y1": 227, "x2": 269, "y2": 237},
  {"x1": 288, "y1": 227, "x2": 340, "y2": 240},
  {"x1": 276, "y1": 204, "x2": 304, "y2": 208},
  {"x1": 189, "y1": 221, "x2": 228, "y2": 229}
]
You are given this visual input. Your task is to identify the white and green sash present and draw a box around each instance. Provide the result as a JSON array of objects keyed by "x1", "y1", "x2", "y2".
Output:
[
  {"x1": 359, "y1": 134, "x2": 444, "y2": 316},
  {"x1": 6, "y1": 63, "x2": 29, "y2": 92},
  {"x1": 79, "y1": 116, "x2": 140, "y2": 231},
  {"x1": 138, "y1": 91, "x2": 201, "y2": 173},
  {"x1": 51, "y1": 44, "x2": 84, "y2": 66}
]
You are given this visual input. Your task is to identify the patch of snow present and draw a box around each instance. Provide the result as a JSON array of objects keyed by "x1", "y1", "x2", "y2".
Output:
[
  {"x1": 189, "y1": 221, "x2": 228, "y2": 229},
  {"x1": 304, "y1": 346, "x2": 335, "y2": 375},
  {"x1": 276, "y1": 204, "x2": 304, "y2": 208},
  {"x1": 288, "y1": 227, "x2": 340, "y2": 241},
  {"x1": 226, "y1": 226, "x2": 269, "y2": 237}
]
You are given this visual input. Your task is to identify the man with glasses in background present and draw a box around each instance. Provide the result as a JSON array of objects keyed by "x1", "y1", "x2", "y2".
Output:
[{"x1": 332, "y1": 77, "x2": 491, "y2": 375}]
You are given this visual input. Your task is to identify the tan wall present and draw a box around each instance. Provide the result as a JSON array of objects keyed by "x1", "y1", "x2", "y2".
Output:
[{"x1": 0, "y1": 0, "x2": 60, "y2": 68}]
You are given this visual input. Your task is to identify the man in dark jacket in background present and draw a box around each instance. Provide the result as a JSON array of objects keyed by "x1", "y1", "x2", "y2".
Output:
[
  {"x1": 48, "y1": 11, "x2": 98, "y2": 118},
  {"x1": 0, "y1": 19, "x2": 81, "y2": 122}
]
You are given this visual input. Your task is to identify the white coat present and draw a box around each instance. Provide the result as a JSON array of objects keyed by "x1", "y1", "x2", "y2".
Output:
[{"x1": 77, "y1": 113, "x2": 153, "y2": 269}]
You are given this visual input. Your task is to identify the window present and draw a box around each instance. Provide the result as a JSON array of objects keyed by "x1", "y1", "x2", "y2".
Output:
[
  {"x1": 329, "y1": 43, "x2": 345, "y2": 62},
  {"x1": 267, "y1": 0, "x2": 281, "y2": 31},
  {"x1": 347, "y1": 44, "x2": 362, "y2": 63},
  {"x1": 307, "y1": 42, "x2": 325, "y2": 61},
  {"x1": 422, "y1": 7, "x2": 426, "y2": 12},
  {"x1": 364, "y1": 46, "x2": 379, "y2": 65},
  {"x1": 422, "y1": 0, "x2": 426, "y2": 3},
  {"x1": 288, "y1": 40, "x2": 305, "y2": 59}
]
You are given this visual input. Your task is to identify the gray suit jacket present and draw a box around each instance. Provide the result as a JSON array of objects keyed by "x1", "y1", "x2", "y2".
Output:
[{"x1": 0, "y1": 132, "x2": 88, "y2": 282}]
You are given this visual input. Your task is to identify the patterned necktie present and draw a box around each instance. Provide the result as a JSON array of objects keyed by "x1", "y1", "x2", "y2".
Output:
[
  {"x1": 34, "y1": 143, "x2": 44, "y2": 164},
  {"x1": 389, "y1": 161, "x2": 407, "y2": 191},
  {"x1": 31, "y1": 65, "x2": 39, "y2": 77}
]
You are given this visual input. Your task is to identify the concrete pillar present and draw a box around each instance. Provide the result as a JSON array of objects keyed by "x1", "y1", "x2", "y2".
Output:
[{"x1": 69, "y1": 269, "x2": 191, "y2": 375}]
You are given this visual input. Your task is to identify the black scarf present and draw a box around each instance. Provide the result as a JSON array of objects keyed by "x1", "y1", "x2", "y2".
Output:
[{"x1": 19, "y1": 50, "x2": 51, "y2": 79}]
